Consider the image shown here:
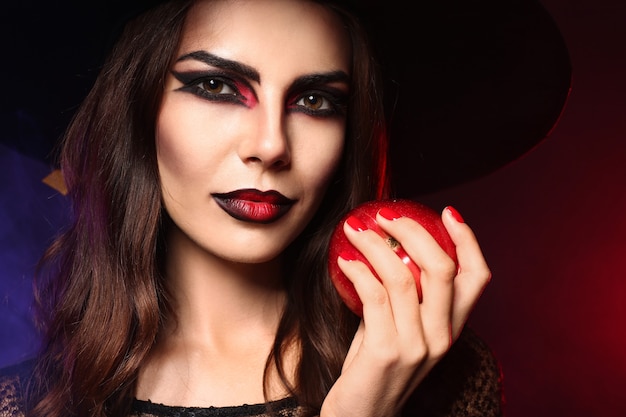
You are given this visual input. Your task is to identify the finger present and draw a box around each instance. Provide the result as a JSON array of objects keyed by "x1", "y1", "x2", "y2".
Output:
[
  {"x1": 441, "y1": 206, "x2": 492, "y2": 337},
  {"x1": 336, "y1": 249, "x2": 397, "y2": 346},
  {"x1": 376, "y1": 212, "x2": 456, "y2": 356},
  {"x1": 337, "y1": 253, "x2": 426, "y2": 374},
  {"x1": 342, "y1": 218, "x2": 423, "y2": 342}
]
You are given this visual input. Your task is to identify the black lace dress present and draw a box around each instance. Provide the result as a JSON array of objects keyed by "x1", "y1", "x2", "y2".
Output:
[{"x1": 131, "y1": 397, "x2": 304, "y2": 417}]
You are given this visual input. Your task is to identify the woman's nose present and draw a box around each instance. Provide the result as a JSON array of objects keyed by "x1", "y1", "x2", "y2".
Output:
[{"x1": 238, "y1": 106, "x2": 291, "y2": 169}]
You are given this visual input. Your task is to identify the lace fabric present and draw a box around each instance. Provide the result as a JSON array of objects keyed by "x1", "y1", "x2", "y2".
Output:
[
  {"x1": 0, "y1": 372, "x2": 25, "y2": 417},
  {"x1": 131, "y1": 397, "x2": 305, "y2": 417}
]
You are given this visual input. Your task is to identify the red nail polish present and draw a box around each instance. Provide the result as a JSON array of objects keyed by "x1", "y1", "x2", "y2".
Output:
[
  {"x1": 446, "y1": 206, "x2": 465, "y2": 223},
  {"x1": 338, "y1": 250, "x2": 358, "y2": 261},
  {"x1": 346, "y1": 215, "x2": 368, "y2": 231},
  {"x1": 379, "y1": 207, "x2": 402, "y2": 221}
]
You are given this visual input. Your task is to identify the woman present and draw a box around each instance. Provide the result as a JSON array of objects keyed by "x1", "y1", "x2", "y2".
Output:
[{"x1": 0, "y1": 0, "x2": 503, "y2": 416}]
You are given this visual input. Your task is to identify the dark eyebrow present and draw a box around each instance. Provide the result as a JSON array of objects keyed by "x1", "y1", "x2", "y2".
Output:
[
  {"x1": 176, "y1": 50, "x2": 350, "y2": 91},
  {"x1": 289, "y1": 71, "x2": 351, "y2": 93},
  {"x1": 176, "y1": 50, "x2": 260, "y2": 83}
]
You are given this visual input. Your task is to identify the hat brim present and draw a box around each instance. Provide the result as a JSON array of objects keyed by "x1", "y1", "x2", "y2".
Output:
[{"x1": 350, "y1": 0, "x2": 572, "y2": 196}]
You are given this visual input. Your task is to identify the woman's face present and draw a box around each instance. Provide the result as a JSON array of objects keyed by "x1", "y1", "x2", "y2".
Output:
[{"x1": 157, "y1": 0, "x2": 351, "y2": 264}]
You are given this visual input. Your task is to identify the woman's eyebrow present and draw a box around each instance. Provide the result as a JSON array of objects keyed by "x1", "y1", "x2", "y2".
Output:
[
  {"x1": 176, "y1": 50, "x2": 350, "y2": 91},
  {"x1": 289, "y1": 71, "x2": 351, "y2": 92},
  {"x1": 176, "y1": 50, "x2": 260, "y2": 83}
]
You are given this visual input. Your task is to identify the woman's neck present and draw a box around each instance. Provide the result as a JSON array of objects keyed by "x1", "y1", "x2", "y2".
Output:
[
  {"x1": 135, "y1": 224, "x2": 295, "y2": 407},
  {"x1": 162, "y1": 222, "x2": 287, "y2": 343}
]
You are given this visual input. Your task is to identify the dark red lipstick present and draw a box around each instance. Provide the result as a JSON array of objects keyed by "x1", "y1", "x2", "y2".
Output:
[{"x1": 212, "y1": 189, "x2": 296, "y2": 224}]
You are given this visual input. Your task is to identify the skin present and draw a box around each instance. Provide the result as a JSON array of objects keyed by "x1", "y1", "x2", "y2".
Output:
[
  {"x1": 137, "y1": 0, "x2": 492, "y2": 416},
  {"x1": 324, "y1": 208, "x2": 491, "y2": 416},
  {"x1": 138, "y1": 0, "x2": 351, "y2": 407}
]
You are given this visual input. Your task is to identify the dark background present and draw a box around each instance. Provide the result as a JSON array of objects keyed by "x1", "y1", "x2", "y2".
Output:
[
  {"x1": 419, "y1": 0, "x2": 626, "y2": 415},
  {"x1": 1, "y1": 0, "x2": 625, "y2": 416}
]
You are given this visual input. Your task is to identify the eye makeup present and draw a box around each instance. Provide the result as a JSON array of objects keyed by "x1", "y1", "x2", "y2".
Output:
[
  {"x1": 171, "y1": 50, "x2": 350, "y2": 115},
  {"x1": 287, "y1": 72, "x2": 350, "y2": 117},
  {"x1": 171, "y1": 70, "x2": 258, "y2": 107},
  {"x1": 288, "y1": 86, "x2": 349, "y2": 117},
  {"x1": 172, "y1": 50, "x2": 260, "y2": 107}
]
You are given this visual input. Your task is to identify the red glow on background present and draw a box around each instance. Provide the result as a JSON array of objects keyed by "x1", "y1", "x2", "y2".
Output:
[{"x1": 417, "y1": 1, "x2": 626, "y2": 413}]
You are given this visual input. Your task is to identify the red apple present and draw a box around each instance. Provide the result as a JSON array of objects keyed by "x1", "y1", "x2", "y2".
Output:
[{"x1": 328, "y1": 199, "x2": 457, "y2": 317}]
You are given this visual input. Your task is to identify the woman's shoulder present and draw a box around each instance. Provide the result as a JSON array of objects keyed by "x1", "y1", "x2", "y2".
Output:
[
  {"x1": 0, "y1": 358, "x2": 36, "y2": 417},
  {"x1": 403, "y1": 327, "x2": 505, "y2": 417}
]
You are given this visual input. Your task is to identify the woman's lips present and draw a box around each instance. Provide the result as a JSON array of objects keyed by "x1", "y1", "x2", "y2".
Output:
[{"x1": 212, "y1": 189, "x2": 296, "y2": 224}]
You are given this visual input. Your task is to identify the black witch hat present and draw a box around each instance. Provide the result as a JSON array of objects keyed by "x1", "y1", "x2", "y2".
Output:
[{"x1": 349, "y1": 0, "x2": 572, "y2": 196}]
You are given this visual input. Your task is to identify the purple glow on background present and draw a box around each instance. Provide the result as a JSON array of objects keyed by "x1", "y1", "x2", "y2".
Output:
[{"x1": 0, "y1": 142, "x2": 69, "y2": 368}]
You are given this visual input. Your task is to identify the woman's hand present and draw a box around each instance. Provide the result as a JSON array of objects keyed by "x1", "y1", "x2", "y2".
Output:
[{"x1": 320, "y1": 206, "x2": 491, "y2": 417}]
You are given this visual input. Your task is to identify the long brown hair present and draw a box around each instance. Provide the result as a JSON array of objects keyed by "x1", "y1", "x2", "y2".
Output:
[{"x1": 28, "y1": 1, "x2": 388, "y2": 416}]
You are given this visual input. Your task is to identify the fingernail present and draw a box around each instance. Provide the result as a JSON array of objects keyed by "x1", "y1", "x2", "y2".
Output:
[
  {"x1": 338, "y1": 250, "x2": 358, "y2": 261},
  {"x1": 346, "y1": 215, "x2": 368, "y2": 231},
  {"x1": 379, "y1": 207, "x2": 402, "y2": 221},
  {"x1": 445, "y1": 206, "x2": 465, "y2": 223}
]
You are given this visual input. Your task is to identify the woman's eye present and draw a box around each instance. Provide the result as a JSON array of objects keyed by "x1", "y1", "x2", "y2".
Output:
[
  {"x1": 198, "y1": 78, "x2": 236, "y2": 96},
  {"x1": 298, "y1": 94, "x2": 328, "y2": 110},
  {"x1": 292, "y1": 91, "x2": 347, "y2": 117},
  {"x1": 296, "y1": 94, "x2": 331, "y2": 111},
  {"x1": 172, "y1": 71, "x2": 250, "y2": 105}
]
